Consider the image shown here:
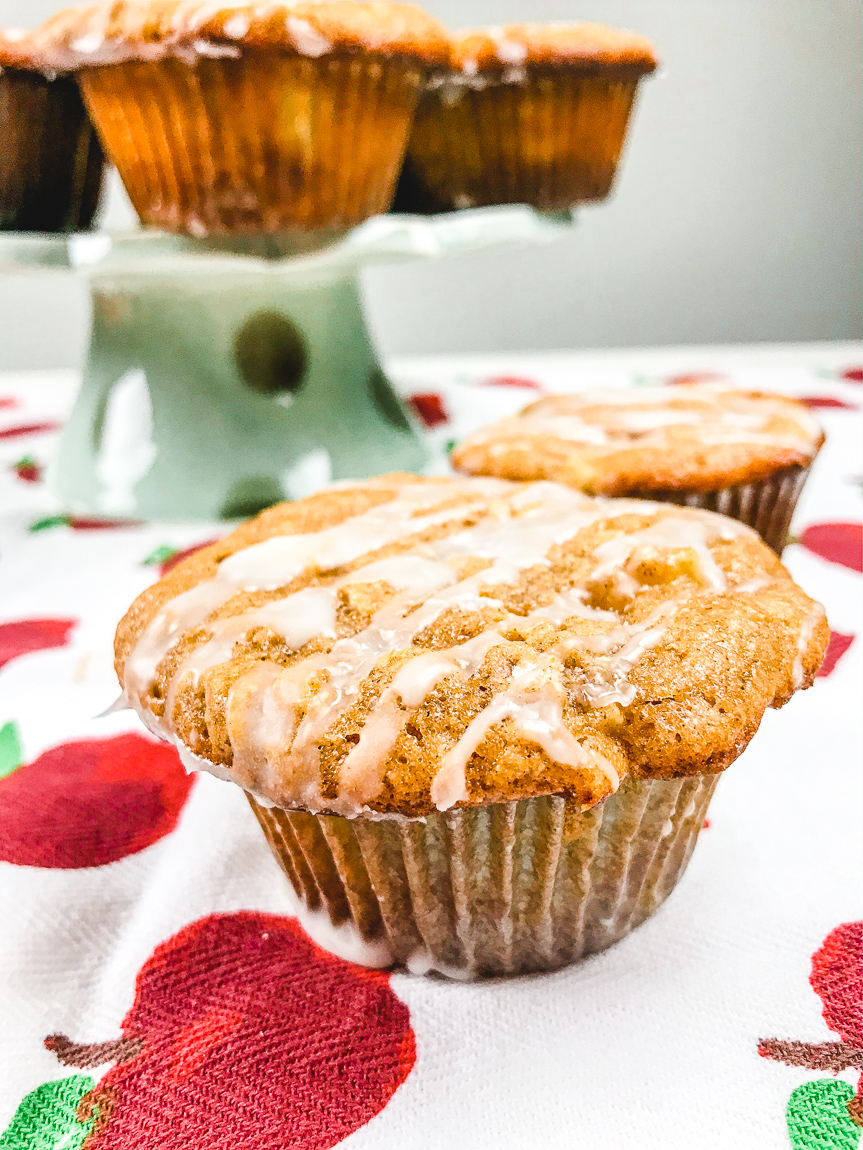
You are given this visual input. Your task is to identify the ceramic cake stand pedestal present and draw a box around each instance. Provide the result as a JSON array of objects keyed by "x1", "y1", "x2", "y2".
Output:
[{"x1": 30, "y1": 208, "x2": 573, "y2": 521}]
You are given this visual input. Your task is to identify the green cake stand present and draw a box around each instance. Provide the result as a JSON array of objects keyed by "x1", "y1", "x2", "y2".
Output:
[{"x1": 39, "y1": 207, "x2": 573, "y2": 521}]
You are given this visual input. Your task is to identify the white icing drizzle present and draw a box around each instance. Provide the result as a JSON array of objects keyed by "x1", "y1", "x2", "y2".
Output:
[
  {"x1": 592, "y1": 515, "x2": 743, "y2": 593},
  {"x1": 123, "y1": 477, "x2": 782, "y2": 819},
  {"x1": 792, "y1": 603, "x2": 826, "y2": 689},
  {"x1": 285, "y1": 16, "x2": 331, "y2": 58},
  {"x1": 457, "y1": 384, "x2": 822, "y2": 459}
]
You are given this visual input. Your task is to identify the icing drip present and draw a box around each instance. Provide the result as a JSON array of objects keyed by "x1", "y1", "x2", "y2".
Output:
[
  {"x1": 123, "y1": 477, "x2": 763, "y2": 817},
  {"x1": 792, "y1": 603, "x2": 826, "y2": 689},
  {"x1": 458, "y1": 384, "x2": 822, "y2": 458},
  {"x1": 592, "y1": 515, "x2": 741, "y2": 593}
]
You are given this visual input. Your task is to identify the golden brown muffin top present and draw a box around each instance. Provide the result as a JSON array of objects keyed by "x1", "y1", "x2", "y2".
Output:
[
  {"x1": 29, "y1": 0, "x2": 451, "y2": 71},
  {"x1": 115, "y1": 475, "x2": 826, "y2": 820},
  {"x1": 450, "y1": 22, "x2": 657, "y2": 76},
  {"x1": 452, "y1": 385, "x2": 824, "y2": 496},
  {"x1": 0, "y1": 28, "x2": 43, "y2": 69}
]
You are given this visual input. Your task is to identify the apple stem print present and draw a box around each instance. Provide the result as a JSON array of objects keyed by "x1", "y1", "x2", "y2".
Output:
[
  {"x1": 759, "y1": 922, "x2": 863, "y2": 1147},
  {"x1": 0, "y1": 913, "x2": 415, "y2": 1150}
]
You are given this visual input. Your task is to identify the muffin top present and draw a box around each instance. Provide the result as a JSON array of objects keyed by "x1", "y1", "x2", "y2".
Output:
[
  {"x1": 115, "y1": 474, "x2": 826, "y2": 820},
  {"x1": 0, "y1": 28, "x2": 43, "y2": 70},
  {"x1": 450, "y1": 23, "x2": 657, "y2": 77},
  {"x1": 451, "y1": 385, "x2": 824, "y2": 496},
  {"x1": 29, "y1": 0, "x2": 451, "y2": 71}
]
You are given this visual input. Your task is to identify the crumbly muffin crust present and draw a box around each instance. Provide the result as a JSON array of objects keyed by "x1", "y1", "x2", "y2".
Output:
[
  {"x1": 452, "y1": 386, "x2": 824, "y2": 495},
  {"x1": 450, "y1": 23, "x2": 657, "y2": 76},
  {"x1": 116, "y1": 476, "x2": 826, "y2": 819},
  {"x1": 30, "y1": 1, "x2": 451, "y2": 71}
]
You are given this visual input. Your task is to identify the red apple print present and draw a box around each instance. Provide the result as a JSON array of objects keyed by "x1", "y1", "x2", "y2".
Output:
[
  {"x1": 408, "y1": 392, "x2": 448, "y2": 428},
  {"x1": 44, "y1": 912, "x2": 415, "y2": 1149},
  {"x1": 798, "y1": 524, "x2": 863, "y2": 572},
  {"x1": 817, "y1": 632, "x2": 855, "y2": 679},
  {"x1": 841, "y1": 368, "x2": 863, "y2": 383},
  {"x1": 801, "y1": 396, "x2": 858, "y2": 411},
  {"x1": 0, "y1": 396, "x2": 18, "y2": 409},
  {"x1": 12, "y1": 454, "x2": 42, "y2": 482},
  {"x1": 811, "y1": 923, "x2": 863, "y2": 1048},
  {"x1": 29, "y1": 515, "x2": 141, "y2": 534},
  {"x1": 481, "y1": 375, "x2": 544, "y2": 391},
  {"x1": 759, "y1": 921, "x2": 863, "y2": 1131},
  {"x1": 0, "y1": 420, "x2": 61, "y2": 440},
  {"x1": 0, "y1": 618, "x2": 76, "y2": 671},
  {"x1": 0, "y1": 733, "x2": 194, "y2": 868}
]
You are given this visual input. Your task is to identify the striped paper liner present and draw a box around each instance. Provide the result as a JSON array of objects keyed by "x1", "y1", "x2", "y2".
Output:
[
  {"x1": 249, "y1": 772, "x2": 719, "y2": 978},
  {"x1": 0, "y1": 69, "x2": 104, "y2": 232},
  {"x1": 394, "y1": 71, "x2": 642, "y2": 213},
  {"x1": 80, "y1": 52, "x2": 423, "y2": 236}
]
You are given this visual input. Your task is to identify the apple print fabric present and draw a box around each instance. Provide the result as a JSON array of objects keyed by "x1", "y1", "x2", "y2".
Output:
[{"x1": 1, "y1": 346, "x2": 861, "y2": 1150}]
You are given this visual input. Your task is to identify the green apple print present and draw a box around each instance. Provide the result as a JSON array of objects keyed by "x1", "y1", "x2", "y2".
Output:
[
  {"x1": 0, "y1": 1075, "x2": 98, "y2": 1150},
  {"x1": 787, "y1": 1081, "x2": 860, "y2": 1150},
  {"x1": 760, "y1": 923, "x2": 862, "y2": 1147}
]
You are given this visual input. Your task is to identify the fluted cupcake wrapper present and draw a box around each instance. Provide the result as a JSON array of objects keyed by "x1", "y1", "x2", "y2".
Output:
[
  {"x1": 0, "y1": 70, "x2": 104, "y2": 232},
  {"x1": 80, "y1": 53, "x2": 423, "y2": 236},
  {"x1": 395, "y1": 70, "x2": 642, "y2": 214},
  {"x1": 249, "y1": 772, "x2": 719, "y2": 979},
  {"x1": 647, "y1": 463, "x2": 811, "y2": 555}
]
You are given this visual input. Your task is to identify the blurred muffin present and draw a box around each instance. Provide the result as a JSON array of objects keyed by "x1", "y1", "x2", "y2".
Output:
[
  {"x1": 0, "y1": 29, "x2": 104, "y2": 232},
  {"x1": 393, "y1": 22, "x2": 657, "y2": 214},
  {"x1": 115, "y1": 474, "x2": 827, "y2": 976},
  {"x1": 33, "y1": 1, "x2": 450, "y2": 237},
  {"x1": 452, "y1": 385, "x2": 824, "y2": 554}
]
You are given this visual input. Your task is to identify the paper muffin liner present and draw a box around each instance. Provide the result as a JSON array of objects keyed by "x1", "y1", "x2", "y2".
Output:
[
  {"x1": 0, "y1": 70, "x2": 104, "y2": 232},
  {"x1": 79, "y1": 53, "x2": 423, "y2": 236},
  {"x1": 248, "y1": 771, "x2": 719, "y2": 978},
  {"x1": 647, "y1": 463, "x2": 811, "y2": 556},
  {"x1": 394, "y1": 70, "x2": 642, "y2": 213}
]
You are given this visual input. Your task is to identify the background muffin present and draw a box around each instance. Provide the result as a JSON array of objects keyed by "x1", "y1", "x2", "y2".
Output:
[
  {"x1": 0, "y1": 29, "x2": 104, "y2": 232},
  {"x1": 451, "y1": 385, "x2": 824, "y2": 554},
  {"x1": 393, "y1": 22, "x2": 657, "y2": 213},
  {"x1": 115, "y1": 474, "x2": 827, "y2": 976},
  {"x1": 33, "y1": 1, "x2": 450, "y2": 236}
]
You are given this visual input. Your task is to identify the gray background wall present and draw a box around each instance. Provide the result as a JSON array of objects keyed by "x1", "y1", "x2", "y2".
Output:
[{"x1": 1, "y1": 0, "x2": 861, "y2": 369}]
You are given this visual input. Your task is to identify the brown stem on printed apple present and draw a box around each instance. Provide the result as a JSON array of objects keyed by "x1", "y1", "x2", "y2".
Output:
[
  {"x1": 45, "y1": 1033, "x2": 144, "y2": 1068},
  {"x1": 848, "y1": 1091, "x2": 862, "y2": 1128},
  {"x1": 757, "y1": 1039, "x2": 863, "y2": 1073}
]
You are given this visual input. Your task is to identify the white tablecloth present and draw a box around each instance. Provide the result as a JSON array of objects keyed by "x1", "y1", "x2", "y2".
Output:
[{"x1": 1, "y1": 342, "x2": 861, "y2": 1150}]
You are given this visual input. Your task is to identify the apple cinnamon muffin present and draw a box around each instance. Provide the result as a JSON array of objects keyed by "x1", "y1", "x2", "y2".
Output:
[
  {"x1": 32, "y1": 0, "x2": 450, "y2": 236},
  {"x1": 115, "y1": 474, "x2": 827, "y2": 976},
  {"x1": 393, "y1": 22, "x2": 657, "y2": 213},
  {"x1": 452, "y1": 385, "x2": 824, "y2": 554},
  {"x1": 0, "y1": 29, "x2": 104, "y2": 231}
]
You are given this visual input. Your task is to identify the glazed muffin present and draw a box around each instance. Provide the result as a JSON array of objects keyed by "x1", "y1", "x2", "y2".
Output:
[
  {"x1": 33, "y1": 1, "x2": 450, "y2": 236},
  {"x1": 452, "y1": 385, "x2": 824, "y2": 554},
  {"x1": 0, "y1": 29, "x2": 104, "y2": 231},
  {"x1": 115, "y1": 474, "x2": 827, "y2": 977},
  {"x1": 393, "y1": 22, "x2": 657, "y2": 214}
]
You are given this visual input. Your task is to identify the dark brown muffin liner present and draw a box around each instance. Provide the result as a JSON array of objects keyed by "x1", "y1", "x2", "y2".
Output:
[
  {"x1": 0, "y1": 69, "x2": 104, "y2": 232},
  {"x1": 394, "y1": 70, "x2": 642, "y2": 213},
  {"x1": 249, "y1": 771, "x2": 718, "y2": 978},
  {"x1": 647, "y1": 463, "x2": 812, "y2": 555},
  {"x1": 79, "y1": 52, "x2": 423, "y2": 236}
]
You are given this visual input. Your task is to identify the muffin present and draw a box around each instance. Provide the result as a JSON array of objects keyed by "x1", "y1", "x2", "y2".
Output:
[
  {"x1": 33, "y1": 1, "x2": 450, "y2": 236},
  {"x1": 0, "y1": 29, "x2": 104, "y2": 231},
  {"x1": 115, "y1": 474, "x2": 827, "y2": 977},
  {"x1": 451, "y1": 385, "x2": 824, "y2": 555},
  {"x1": 393, "y1": 22, "x2": 657, "y2": 214}
]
